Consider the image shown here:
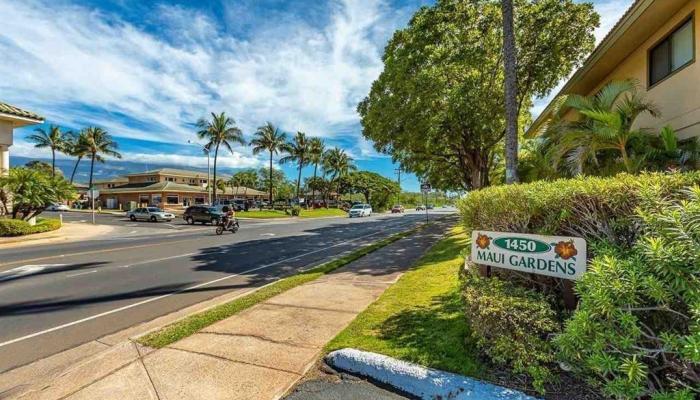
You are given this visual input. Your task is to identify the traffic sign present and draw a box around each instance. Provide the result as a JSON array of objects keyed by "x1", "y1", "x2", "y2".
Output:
[{"x1": 420, "y1": 183, "x2": 431, "y2": 192}]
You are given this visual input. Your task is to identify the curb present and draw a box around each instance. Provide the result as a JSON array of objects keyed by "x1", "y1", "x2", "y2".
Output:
[{"x1": 325, "y1": 349, "x2": 539, "y2": 400}]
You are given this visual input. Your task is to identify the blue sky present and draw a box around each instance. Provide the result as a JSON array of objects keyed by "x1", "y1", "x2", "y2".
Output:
[{"x1": 1, "y1": 0, "x2": 631, "y2": 191}]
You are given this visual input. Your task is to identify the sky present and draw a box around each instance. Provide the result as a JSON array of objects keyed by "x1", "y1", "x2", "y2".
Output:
[{"x1": 1, "y1": 0, "x2": 632, "y2": 191}]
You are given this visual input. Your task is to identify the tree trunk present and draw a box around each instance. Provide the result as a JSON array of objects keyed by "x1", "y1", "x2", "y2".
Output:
[
  {"x1": 88, "y1": 154, "x2": 96, "y2": 210},
  {"x1": 269, "y1": 151, "x2": 273, "y2": 206},
  {"x1": 296, "y1": 158, "x2": 303, "y2": 202},
  {"x1": 70, "y1": 156, "x2": 82, "y2": 184},
  {"x1": 51, "y1": 148, "x2": 56, "y2": 177},
  {"x1": 311, "y1": 163, "x2": 318, "y2": 209},
  {"x1": 212, "y1": 143, "x2": 220, "y2": 202},
  {"x1": 502, "y1": 0, "x2": 519, "y2": 184}
]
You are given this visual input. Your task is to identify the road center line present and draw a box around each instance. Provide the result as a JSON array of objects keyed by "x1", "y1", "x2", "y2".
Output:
[{"x1": 0, "y1": 219, "x2": 417, "y2": 349}]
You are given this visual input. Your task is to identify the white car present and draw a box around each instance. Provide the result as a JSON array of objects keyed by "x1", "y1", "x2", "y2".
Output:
[
  {"x1": 46, "y1": 203, "x2": 71, "y2": 211},
  {"x1": 348, "y1": 204, "x2": 372, "y2": 218},
  {"x1": 127, "y1": 207, "x2": 174, "y2": 222}
]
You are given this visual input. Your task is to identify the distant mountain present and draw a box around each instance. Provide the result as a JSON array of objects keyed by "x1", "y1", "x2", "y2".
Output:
[{"x1": 10, "y1": 156, "x2": 242, "y2": 184}]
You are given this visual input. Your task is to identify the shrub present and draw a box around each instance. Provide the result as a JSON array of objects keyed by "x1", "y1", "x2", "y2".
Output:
[
  {"x1": 0, "y1": 218, "x2": 62, "y2": 237},
  {"x1": 290, "y1": 205, "x2": 301, "y2": 216},
  {"x1": 555, "y1": 187, "x2": 700, "y2": 399},
  {"x1": 462, "y1": 266, "x2": 559, "y2": 393},
  {"x1": 458, "y1": 172, "x2": 700, "y2": 246}
]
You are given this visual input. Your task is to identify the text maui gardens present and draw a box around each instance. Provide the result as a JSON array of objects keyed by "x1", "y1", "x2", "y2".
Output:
[{"x1": 470, "y1": 231, "x2": 587, "y2": 280}]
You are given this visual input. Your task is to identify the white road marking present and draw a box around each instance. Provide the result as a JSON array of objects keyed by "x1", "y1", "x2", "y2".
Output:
[
  {"x1": 66, "y1": 270, "x2": 97, "y2": 278},
  {"x1": 0, "y1": 264, "x2": 65, "y2": 282},
  {"x1": 0, "y1": 220, "x2": 418, "y2": 349},
  {"x1": 260, "y1": 233, "x2": 276, "y2": 236},
  {"x1": 120, "y1": 252, "x2": 198, "y2": 269}
]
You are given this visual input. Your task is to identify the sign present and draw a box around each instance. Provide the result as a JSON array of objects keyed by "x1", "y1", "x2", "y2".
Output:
[
  {"x1": 89, "y1": 188, "x2": 100, "y2": 198},
  {"x1": 420, "y1": 183, "x2": 431, "y2": 192},
  {"x1": 470, "y1": 230, "x2": 587, "y2": 280}
]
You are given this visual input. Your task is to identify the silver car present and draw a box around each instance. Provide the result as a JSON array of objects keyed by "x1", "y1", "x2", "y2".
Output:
[
  {"x1": 348, "y1": 204, "x2": 372, "y2": 218},
  {"x1": 127, "y1": 207, "x2": 174, "y2": 222}
]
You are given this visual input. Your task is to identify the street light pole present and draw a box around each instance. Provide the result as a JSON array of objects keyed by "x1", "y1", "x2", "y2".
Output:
[{"x1": 189, "y1": 140, "x2": 211, "y2": 205}]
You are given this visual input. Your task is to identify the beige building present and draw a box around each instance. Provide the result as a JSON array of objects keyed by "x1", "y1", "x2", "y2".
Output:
[
  {"x1": 95, "y1": 168, "x2": 266, "y2": 210},
  {"x1": 528, "y1": 0, "x2": 700, "y2": 140},
  {"x1": 0, "y1": 102, "x2": 44, "y2": 175}
]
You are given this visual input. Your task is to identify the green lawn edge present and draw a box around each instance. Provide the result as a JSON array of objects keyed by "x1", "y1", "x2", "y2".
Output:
[
  {"x1": 324, "y1": 225, "x2": 483, "y2": 378},
  {"x1": 137, "y1": 225, "x2": 421, "y2": 349}
]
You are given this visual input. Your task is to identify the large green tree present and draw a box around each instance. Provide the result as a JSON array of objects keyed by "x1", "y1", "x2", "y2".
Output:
[
  {"x1": 338, "y1": 171, "x2": 400, "y2": 211},
  {"x1": 66, "y1": 130, "x2": 90, "y2": 184},
  {"x1": 308, "y1": 138, "x2": 326, "y2": 206},
  {"x1": 229, "y1": 169, "x2": 258, "y2": 197},
  {"x1": 358, "y1": 0, "x2": 598, "y2": 190},
  {"x1": 323, "y1": 147, "x2": 356, "y2": 196},
  {"x1": 196, "y1": 112, "x2": 245, "y2": 202},
  {"x1": 251, "y1": 122, "x2": 287, "y2": 205}
]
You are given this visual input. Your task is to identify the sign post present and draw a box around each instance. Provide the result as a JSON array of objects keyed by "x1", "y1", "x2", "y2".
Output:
[{"x1": 90, "y1": 188, "x2": 99, "y2": 225}]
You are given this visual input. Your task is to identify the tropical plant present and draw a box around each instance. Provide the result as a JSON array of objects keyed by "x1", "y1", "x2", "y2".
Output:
[
  {"x1": 27, "y1": 124, "x2": 69, "y2": 177},
  {"x1": 338, "y1": 171, "x2": 400, "y2": 212},
  {"x1": 546, "y1": 80, "x2": 660, "y2": 174},
  {"x1": 251, "y1": 122, "x2": 287, "y2": 205},
  {"x1": 308, "y1": 138, "x2": 326, "y2": 207},
  {"x1": 229, "y1": 169, "x2": 258, "y2": 198},
  {"x1": 280, "y1": 131, "x2": 310, "y2": 200},
  {"x1": 0, "y1": 167, "x2": 75, "y2": 220},
  {"x1": 65, "y1": 130, "x2": 90, "y2": 184},
  {"x1": 358, "y1": 0, "x2": 598, "y2": 190},
  {"x1": 556, "y1": 186, "x2": 700, "y2": 399},
  {"x1": 517, "y1": 138, "x2": 562, "y2": 183},
  {"x1": 323, "y1": 147, "x2": 356, "y2": 198},
  {"x1": 642, "y1": 125, "x2": 700, "y2": 172},
  {"x1": 196, "y1": 112, "x2": 245, "y2": 202},
  {"x1": 83, "y1": 127, "x2": 122, "y2": 194}
]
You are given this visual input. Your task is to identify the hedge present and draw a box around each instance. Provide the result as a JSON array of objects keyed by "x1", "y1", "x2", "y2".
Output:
[
  {"x1": 0, "y1": 218, "x2": 62, "y2": 237},
  {"x1": 458, "y1": 172, "x2": 700, "y2": 247}
]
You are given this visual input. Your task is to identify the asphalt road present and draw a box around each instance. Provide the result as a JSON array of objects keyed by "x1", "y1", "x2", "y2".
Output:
[{"x1": 0, "y1": 209, "x2": 455, "y2": 373}]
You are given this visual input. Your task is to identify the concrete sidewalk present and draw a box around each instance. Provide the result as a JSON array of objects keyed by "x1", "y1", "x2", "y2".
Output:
[
  {"x1": 0, "y1": 222, "x2": 114, "y2": 249},
  {"x1": 9, "y1": 218, "x2": 453, "y2": 400}
]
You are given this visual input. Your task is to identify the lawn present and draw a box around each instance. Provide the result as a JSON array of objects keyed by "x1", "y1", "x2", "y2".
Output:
[
  {"x1": 238, "y1": 208, "x2": 347, "y2": 219},
  {"x1": 325, "y1": 225, "x2": 482, "y2": 377}
]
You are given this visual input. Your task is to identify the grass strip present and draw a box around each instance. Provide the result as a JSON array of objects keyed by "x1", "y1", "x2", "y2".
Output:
[
  {"x1": 137, "y1": 225, "x2": 421, "y2": 348},
  {"x1": 325, "y1": 225, "x2": 483, "y2": 377}
]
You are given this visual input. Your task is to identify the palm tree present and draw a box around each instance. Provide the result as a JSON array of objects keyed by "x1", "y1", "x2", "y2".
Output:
[
  {"x1": 502, "y1": 0, "x2": 519, "y2": 184},
  {"x1": 83, "y1": 127, "x2": 122, "y2": 195},
  {"x1": 230, "y1": 169, "x2": 258, "y2": 199},
  {"x1": 66, "y1": 130, "x2": 90, "y2": 184},
  {"x1": 250, "y1": 122, "x2": 286, "y2": 206},
  {"x1": 196, "y1": 112, "x2": 245, "y2": 203},
  {"x1": 308, "y1": 138, "x2": 325, "y2": 207},
  {"x1": 547, "y1": 80, "x2": 659, "y2": 174},
  {"x1": 27, "y1": 125, "x2": 68, "y2": 177},
  {"x1": 323, "y1": 147, "x2": 356, "y2": 202},
  {"x1": 280, "y1": 131, "x2": 310, "y2": 201}
]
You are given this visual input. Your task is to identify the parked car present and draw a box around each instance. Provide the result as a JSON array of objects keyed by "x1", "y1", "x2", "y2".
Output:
[
  {"x1": 183, "y1": 206, "x2": 223, "y2": 225},
  {"x1": 416, "y1": 204, "x2": 426, "y2": 211},
  {"x1": 349, "y1": 203, "x2": 372, "y2": 218},
  {"x1": 391, "y1": 205, "x2": 405, "y2": 213},
  {"x1": 127, "y1": 207, "x2": 174, "y2": 222},
  {"x1": 46, "y1": 203, "x2": 71, "y2": 211},
  {"x1": 427, "y1": 204, "x2": 435, "y2": 210}
]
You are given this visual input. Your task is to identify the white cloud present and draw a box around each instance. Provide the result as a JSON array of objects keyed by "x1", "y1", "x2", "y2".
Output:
[{"x1": 0, "y1": 0, "x2": 408, "y2": 149}]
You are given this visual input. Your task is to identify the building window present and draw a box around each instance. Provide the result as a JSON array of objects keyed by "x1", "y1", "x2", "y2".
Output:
[
  {"x1": 649, "y1": 17, "x2": 694, "y2": 86},
  {"x1": 165, "y1": 177, "x2": 175, "y2": 182},
  {"x1": 166, "y1": 195, "x2": 179, "y2": 204},
  {"x1": 152, "y1": 194, "x2": 162, "y2": 205}
]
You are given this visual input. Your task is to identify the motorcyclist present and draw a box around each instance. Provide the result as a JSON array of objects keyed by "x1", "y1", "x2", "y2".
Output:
[{"x1": 221, "y1": 205, "x2": 236, "y2": 230}]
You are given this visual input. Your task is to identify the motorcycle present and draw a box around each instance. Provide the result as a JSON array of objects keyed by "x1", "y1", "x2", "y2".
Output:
[{"x1": 215, "y1": 216, "x2": 239, "y2": 235}]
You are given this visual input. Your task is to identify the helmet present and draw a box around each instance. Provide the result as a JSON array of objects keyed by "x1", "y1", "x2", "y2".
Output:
[{"x1": 222, "y1": 205, "x2": 230, "y2": 212}]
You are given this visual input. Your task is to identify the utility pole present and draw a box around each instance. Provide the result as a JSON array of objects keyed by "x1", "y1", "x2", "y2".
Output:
[{"x1": 394, "y1": 166, "x2": 402, "y2": 205}]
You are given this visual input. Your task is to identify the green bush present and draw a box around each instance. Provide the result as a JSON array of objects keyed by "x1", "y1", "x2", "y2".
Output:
[
  {"x1": 458, "y1": 172, "x2": 700, "y2": 246},
  {"x1": 461, "y1": 267, "x2": 559, "y2": 393},
  {"x1": 290, "y1": 205, "x2": 301, "y2": 216},
  {"x1": 555, "y1": 187, "x2": 700, "y2": 399},
  {"x1": 0, "y1": 218, "x2": 62, "y2": 237}
]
